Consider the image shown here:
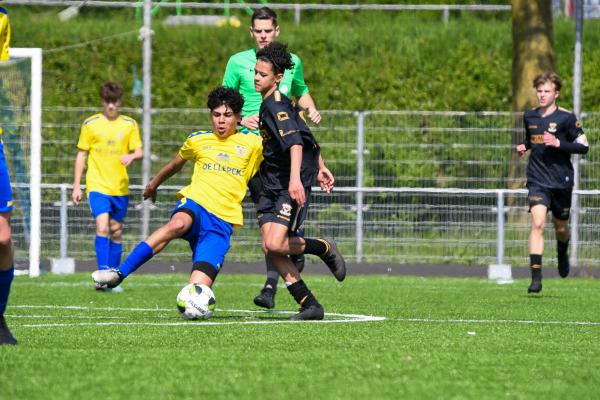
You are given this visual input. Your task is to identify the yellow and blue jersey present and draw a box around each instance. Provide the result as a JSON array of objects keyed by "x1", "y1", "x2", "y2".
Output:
[
  {"x1": 177, "y1": 129, "x2": 263, "y2": 226},
  {"x1": 77, "y1": 113, "x2": 142, "y2": 196},
  {"x1": 0, "y1": 7, "x2": 10, "y2": 62}
]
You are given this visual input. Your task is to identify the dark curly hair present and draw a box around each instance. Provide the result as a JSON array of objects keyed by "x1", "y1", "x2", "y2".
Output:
[
  {"x1": 207, "y1": 86, "x2": 244, "y2": 114},
  {"x1": 256, "y1": 42, "x2": 294, "y2": 75}
]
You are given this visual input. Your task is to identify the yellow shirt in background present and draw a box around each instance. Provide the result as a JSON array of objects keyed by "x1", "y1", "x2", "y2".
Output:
[
  {"x1": 0, "y1": 8, "x2": 10, "y2": 62},
  {"x1": 77, "y1": 113, "x2": 142, "y2": 196},
  {"x1": 177, "y1": 129, "x2": 263, "y2": 226}
]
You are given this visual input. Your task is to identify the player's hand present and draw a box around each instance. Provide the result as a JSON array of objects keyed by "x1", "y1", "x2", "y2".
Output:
[
  {"x1": 241, "y1": 114, "x2": 259, "y2": 130},
  {"x1": 289, "y1": 178, "x2": 305, "y2": 207},
  {"x1": 72, "y1": 186, "x2": 82, "y2": 206},
  {"x1": 317, "y1": 166, "x2": 335, "y2": 193},
  {"x1": 120, "y1": 154, "x2": 134, "y2": 167},
  {"x1": 143, "y1": 182, "x2": 158, "y2": 203},
  {"x1": 516, "y1": 144, "x2": 527, "y2": 157},
  {"x1": 307, "y1": 107, "x2": 321, "y2": 125},
  {"x1": 543, "y1": 132, "x2": 560, "y2": 147}
]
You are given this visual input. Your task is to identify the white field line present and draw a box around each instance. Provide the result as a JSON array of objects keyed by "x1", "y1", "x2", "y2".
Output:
[
  {"x1": 395, "y1": 317, "x2": 600, "y2": 327},
  {"x1": 8, "y1": 305, "x2": 386, "y2": 327},
  {"x1": 12, "y1": 280, "x2": 600, "y2": 294}
]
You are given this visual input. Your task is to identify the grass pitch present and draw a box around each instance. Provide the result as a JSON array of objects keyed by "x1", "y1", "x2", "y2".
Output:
[{"x1": 1, "y1": 272, "x2": 600, "y2": 399}]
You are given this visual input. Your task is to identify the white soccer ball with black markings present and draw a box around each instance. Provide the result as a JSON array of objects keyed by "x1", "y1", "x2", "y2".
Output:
[{"x1": 176, "y1": 283, "x2": 216, "y2": 320}]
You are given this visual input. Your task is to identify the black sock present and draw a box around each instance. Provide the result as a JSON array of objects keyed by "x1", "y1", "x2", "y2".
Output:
[
  {"x1": 303, "y1": 238, "x2": 329, "y2": 257},
  {"x1": 530, "y1": 254, "x2": 542, "y2": 280},
  {"x1": 557, "y1": 239, "x2": 569, "y2": 255},
  {"x1": 263, "y1": 256, "x2": 278, "y2": 292},
  {"x1": 287, "y1": 280, "x2": 319, "y2": 307}
]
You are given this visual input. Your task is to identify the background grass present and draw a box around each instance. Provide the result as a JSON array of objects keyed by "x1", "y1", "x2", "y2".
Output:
[{"x1": 1, "y1": 272, "x2": 600, "y2": 399}]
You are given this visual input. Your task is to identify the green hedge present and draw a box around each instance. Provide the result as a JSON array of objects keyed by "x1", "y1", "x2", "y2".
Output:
[{"x1": 9, "y1": 6, "x2": 600, "y2": 112}]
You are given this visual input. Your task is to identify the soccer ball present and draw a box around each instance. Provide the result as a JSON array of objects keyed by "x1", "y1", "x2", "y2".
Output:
[{"x1": 176, "y1": 283, "x2": 216, "y2": 320}]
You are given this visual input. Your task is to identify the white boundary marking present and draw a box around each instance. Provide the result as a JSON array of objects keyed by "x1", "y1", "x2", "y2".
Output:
[
  {"x1": 8, "y1": 305, "x2": 386, "y2": 327},
  {"x1": 395, "y1": 317, "x2": 600, "y2": 327},
  {"x1": 8, "y1": 305, "x2": 600, "y2": 328}
]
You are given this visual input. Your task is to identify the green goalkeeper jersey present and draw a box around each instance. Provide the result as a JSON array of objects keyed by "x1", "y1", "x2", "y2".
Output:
[{"x1": 222, "y1": 48, "x2": 309, "y2": 117}]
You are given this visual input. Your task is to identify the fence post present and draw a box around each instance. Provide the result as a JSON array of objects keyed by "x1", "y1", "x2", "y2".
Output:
[
  {"x1": 443, "y1": 6, "x2": 450, "y2": 23},
  {"x1": 140, "y1": 0, "x2": 153, "y2": 240},
  {"x1": 294, "y1": 4, "x2": 301, "y2": 26},
  {"x1": 60, "y1": 184, "x2": 69, "y2": 259},
  {"x1": 355, "y1": 111, "x2": 367, "y2": 263},
  {"x1": 570, "y1": 0, "x2": 583, "y2": 268},
  {"x1": 496, "y1": 190, "x2": 504, "y2": 265},
  {"x1": 50, "y1": 183, "x2": 75, "y2": 274},
  {"x1": 487, "y1": 189, "x2": 513, "y2": 283}
]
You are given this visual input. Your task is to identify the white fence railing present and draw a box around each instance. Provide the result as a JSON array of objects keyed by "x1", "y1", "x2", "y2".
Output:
[
  {"x1": 4, "y1": 1, "x2": 513, "y2": 24},
  {"x1": 9, "y1": 183, "x2": 600, "y2": 270}
]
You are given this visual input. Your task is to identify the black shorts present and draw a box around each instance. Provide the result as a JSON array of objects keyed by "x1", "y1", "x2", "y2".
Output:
[
  {"x1": 257, "y1": 187, "x2": 311, "y2": 234},
  {"x1": 527, "y1": 184, "x2": 572, "y2": 220}
]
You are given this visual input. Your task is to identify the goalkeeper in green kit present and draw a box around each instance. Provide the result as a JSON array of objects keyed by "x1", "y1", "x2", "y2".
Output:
[{"x1": 223, "y1": 6, "x2": 333, "y2": 309}]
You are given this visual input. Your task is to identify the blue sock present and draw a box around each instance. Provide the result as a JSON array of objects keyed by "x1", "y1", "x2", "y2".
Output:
[
  {"x1": 109, "y1": 241, "x2": 123, "y2": 268},
  {"x1": 0, "y1": 266, "x2": 14, "y2": 316},
  {"x1": 119, "y1": 242, "x2": 153, "y2": 278},
  {"x1": 95, "y1": 236, "x2": 110, "y2": 270}
]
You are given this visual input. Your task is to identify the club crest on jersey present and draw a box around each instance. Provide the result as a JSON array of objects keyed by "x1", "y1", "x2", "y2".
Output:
[
  {"x1": 217, "y1": 153, "x2": 230, "y2": 162},
  {"x1": 277, "y1": 112, "x2": 289, "y2": 122},
  {"x1": 280, "y1": 203, "x2": 292, "y2": 217},
  {"x1": 236, "y1": 145, "x2": 247, "y2": 156},
  {"x1": 548, "y1": 122, "x2": 557, "y2": 133}
]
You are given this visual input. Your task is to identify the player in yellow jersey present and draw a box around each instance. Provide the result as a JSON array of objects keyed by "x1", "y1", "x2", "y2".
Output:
[
  {"x1": 72, "y1": 82, "x2": 143, "y2": 290},
  {"x1": 0, "y1": 7, "x2": 10, "y2": 62},
  {"x1": 0, "y1": 6, "x2": 16, "y2": 345},
  {"x1": 91, "y1": 87, "x2": 263, "y2": 291}
]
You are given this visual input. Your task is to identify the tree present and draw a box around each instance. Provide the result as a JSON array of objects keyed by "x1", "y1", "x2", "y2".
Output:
[{"x1": 508, "y1": 0, "x2": 554, "y2": 193}]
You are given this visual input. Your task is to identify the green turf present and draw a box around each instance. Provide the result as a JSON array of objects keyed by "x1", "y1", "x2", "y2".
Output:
[{"x1": 2, "y1": 273, "x2": 600, "y2": 399}]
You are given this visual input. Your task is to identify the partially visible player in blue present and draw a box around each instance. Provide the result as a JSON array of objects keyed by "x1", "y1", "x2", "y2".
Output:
[
  {"x1": 0, "y1": 5, "x2": 17, "y2": 345},
  {"x1": 72, "y1": 82, "x2": 143, "y2": 290},
  {"x1": 516, "y1": 72, "x2": 589, "y2": 294},
  {"x1": 91, "y1": 87, "x2": 263, "y2": 290}
]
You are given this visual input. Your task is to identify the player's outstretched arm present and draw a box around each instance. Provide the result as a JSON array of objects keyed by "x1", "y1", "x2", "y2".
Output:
[
  {"x1": 298, "y1": 93, "x2": 321, "y2": 125},
  {"x1": 72, "y1": 150, "x2": 88, "y2": 205},
  {"x1": 240, "y1": 114, "x2": 260, "y2": 130},
  {"x1": 143, "y1": 154, "x2": 186, "y2": 203}
]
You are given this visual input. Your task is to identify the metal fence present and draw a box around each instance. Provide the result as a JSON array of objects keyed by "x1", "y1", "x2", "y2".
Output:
[{"x1": 6, "y1": 108, "x2": 600, "y2": 269}]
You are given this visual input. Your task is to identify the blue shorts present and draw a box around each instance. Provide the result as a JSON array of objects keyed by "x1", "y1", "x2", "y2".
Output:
[
  {"x1": 171, "y1": 197, "x2": 233, "y2": 273},
  {"x1": 0, "y1": 140, "x2": 13, "y2": 213},
  {"x1": 88, "y1": 192, "x2": 129, "y2": 222}
]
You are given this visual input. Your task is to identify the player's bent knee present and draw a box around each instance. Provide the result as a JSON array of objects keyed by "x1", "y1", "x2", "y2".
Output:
[
  {"x1": 264, "y1": 238, "x2": 286, "y2": 255},
  {"x1": 0, "y1": 233, "x2": 11, "y2": 249},
  {"x1": 166, "y1": 219, "x2": 189, "y2": 237}
]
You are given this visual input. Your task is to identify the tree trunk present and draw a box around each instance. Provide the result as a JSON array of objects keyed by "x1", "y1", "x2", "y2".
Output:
[{"x1": 509, "y1": 0, "x2": 554, "y2": 201}]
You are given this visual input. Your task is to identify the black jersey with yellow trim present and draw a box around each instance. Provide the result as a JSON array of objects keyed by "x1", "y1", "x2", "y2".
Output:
[
  {"x1": 258, "y1": 90, "x2": 320, "y2": 191},
  {"x1": 522, "y1": 107, "x2": 585, "y2": 189}
]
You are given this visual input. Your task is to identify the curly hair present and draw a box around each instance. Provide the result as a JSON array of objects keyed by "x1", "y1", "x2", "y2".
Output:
[
  {"x1": 256, "y1": 42, "x2": 294, "y2": 75},
  {"x1": 207, "y1": 86, "x2": 244, "y2": 114}
]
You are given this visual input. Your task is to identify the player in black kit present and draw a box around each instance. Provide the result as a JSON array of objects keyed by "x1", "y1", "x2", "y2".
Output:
[
  {"x1": 254, "y1": 42, "x2": 346, "y2": 320},
  {"x1": 516, "y1": 72, "x2": 589, "y2": 293}
]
